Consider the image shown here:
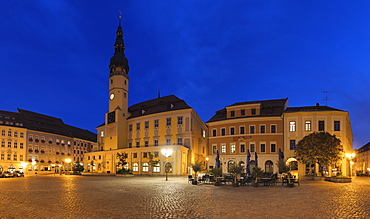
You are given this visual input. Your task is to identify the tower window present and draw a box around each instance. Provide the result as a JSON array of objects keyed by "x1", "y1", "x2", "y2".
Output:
[{"x1": 111, "y1": 79, "x2": 113, "y2": 84}]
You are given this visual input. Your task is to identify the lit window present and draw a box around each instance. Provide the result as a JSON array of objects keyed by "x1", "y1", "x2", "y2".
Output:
[
  {"x1": 212, "y1": 145, "x2": 217, "y2": 154},
  {"x1": 142, "y1": 163, "x2": 149, "y2": 172},
  {"x1": 221, "y1": 145, "x2": 226, "y2": 154},
  {"x1": 153, "y1": 163, "x2": 160, "y2": 172},
  {"x1": 133, "y1": 163, "x2": 139, "y2": 171},
  {"x1": 289, "y1": 121, "x2": 296, "y2": 132},
  {"x1": 230, "y1": 144, "x2": 236, "y2": 153},
  {"x1": 305, "y1": 121, "x2": 311, "y2": 131}
]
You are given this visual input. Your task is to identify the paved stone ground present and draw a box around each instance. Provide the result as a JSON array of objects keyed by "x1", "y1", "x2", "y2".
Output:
[{"x1": 0, "y1": 175, "x2": 369, "y2": 219}]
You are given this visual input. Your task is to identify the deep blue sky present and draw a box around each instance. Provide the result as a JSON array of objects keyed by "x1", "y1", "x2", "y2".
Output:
[{"x1": 1, "y1": 1, "x2": 369, "y2": 149}]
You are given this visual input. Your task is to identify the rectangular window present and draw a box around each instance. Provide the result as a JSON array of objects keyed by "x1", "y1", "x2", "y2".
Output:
[
  {"x1": 241, "y1": 109, "x2": 245, "y2": 116},
  {"x1": 1, "y1": 141, "x2": 5, "y2": 147},
  {"x1": 319, "y1": 121, "x2": 325, "y2": 131},
  {"x1": 166, "y1": 118, "x2": 172, "y2": 126},
  {"x1": 260, "y1": 125, "x2": 266, "y2": 133},
  {"x1": 0, "y1": 154, "x2": 4, "y2": 160},
  {"x1": 7, "y1": 154, "x2": 11, "y2": 160},
  {"x1": 334, "y1": 121, "x2": 340, "y2": 131},
  {"x1": 212, "y1": 129, "x2": 217, "y2": 137},
  {"x1": 250, "y1": 126, "x2": 255, "y2": 134},
  {"x1": 20, "y1": 155, "x2": 23, "y2": 161},
  {"x1": 136, "y1": 123, "x2": 140, "y2": 130},
  {"x1": 13, "y1": 154, "x2": 17, "y2": 161},
  {"x1": 271, "y1": 125, "x2": 276, "y2": 133},
  {"x1": 20, "y1": 132, "x2": 24, "y2": 138},
  {"x1": 153, "y1": 164, "x2": 160, "y2": 173},
  {"x1": 260, "y1": 144, "x2": 266, "y2": 153},
  {"x1": 212, "y1": 145, "x2": 217, "y2": 154},
  {"x1": 271, "y1": 143, "x2": 276, "y2": 153},
  {"x1": 143, "y1": 152, "x2": 148, "y2": 158},
  {"x1": 136, "y1": 142, "x2": 140, "y2": 148},
  {"x1": 290, "y1": 140, "x2": 296, "y2": 150},
  {"x1": 305, "y1": 121, "x2": 311, "y2": 131},
  {"x1": 177, "y1": 138, "x2": 183, "y2": 145},
  {"x1": 221, "y1": 145, "x2": 226, "y2": 154},
  {"x1": 240, "y1": 126, "x2": 245, "y2": 134},
  {"x1": 289, "y1": 121, "x2": 296, "y2": 132},
  {"x1": 154, "y1": 152, "x2": 159, "y2": 158},
  {"x1": 14, "y1": 132, "x2": 18, "y2": 138},
  {"x1": 154, "y1": 140, "x2": 159, "y2": 146},
  {"x1": 177, "y1": 116, "x2": 183, "y2": 125},
  {"x1": 166, "y1": 139, "x2": 171, "y2": 145},
  {"x1": 133, "y1": 163, "x2": 139, "y2": 172},
  {"x1": 133, "y1": 153, "x2": 137, "y2": 158},
  {"x1": 230, "y1": 127, "x2": 235, "y2": 135},
  {"x1": 145, "y1": 121, "x2": 149, "y2": 129},
  {"x1": 144, "y1": 141, "x2": 149, "y2": 147},
  {"x1": 250, "y1": 143, "x2": 255, "y2": 153},
  {"x1": 154, "y1": 120, "x2": 159, "y2": 128},
  {"x1": 240, "y1": 144, "x2": 245, "y2": 153},
  {"x1": 14, "y1": 142, "x2": 17, "y2": 148},
  {"x1": 251, "y1": 109, "x2": 256, "y2": 115},
  {"x1": 230, "y1": 144, "x2": 236, "y2": 153},
  {"x1": 221, "y1": 128, "x2": 226, "y2": 136},
  {"x1": 128, "y1": 142, "x2": 132, "y2": 148},
  {"x1": 230, "y1": 111, "x2": 235, "y2": 117},
  {"x1": 8, "y1": 142, "x2": 11, "y2": 148}
]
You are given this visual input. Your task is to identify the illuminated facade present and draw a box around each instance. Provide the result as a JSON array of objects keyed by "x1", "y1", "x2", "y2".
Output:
[
  {"x1": 0, "y1": 109, "x2": 96, "y2": 174},
  {"x1": 283, "y1": 104, "x2": 354, "y2": 177},
  {"x1": 206, "y1": 99, "x2": 288, "y2": 174},
  {"x1": 355, "y1": 142, "x2": 370, "y2": 176},
  {"x1": 84, "y1": 21, "x2": 207, "y2": 175}
]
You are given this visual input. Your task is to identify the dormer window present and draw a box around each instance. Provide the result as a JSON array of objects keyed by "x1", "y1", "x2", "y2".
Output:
[
  {"x1": 251, "y1": 109, "x2": 256, "y2": 115},
  {"x1": 230, "y1": 111, "x2": 235, "y2": 117}
]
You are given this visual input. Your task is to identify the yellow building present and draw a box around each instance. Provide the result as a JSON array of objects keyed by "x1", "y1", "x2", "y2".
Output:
[
  {"x1": 283, "y1": 104, "x2": 354, "y2": 177},
  {"x1": 207, "y1": 99, "x2": 287, "y2": 174},
  {"x1": 84, "y1": 21, "x2": 207, "y2": 175},
  {"x1": 0, "y1": 109, "x2": 96, "y2": 175},
  {"x1": 355, "y1": 142, "x2": 370, "y2": 176}
]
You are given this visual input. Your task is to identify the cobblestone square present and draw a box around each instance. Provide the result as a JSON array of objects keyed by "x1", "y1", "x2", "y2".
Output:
[{"x1": 0, "y1": 175, "x2": 369, "y2": 219}]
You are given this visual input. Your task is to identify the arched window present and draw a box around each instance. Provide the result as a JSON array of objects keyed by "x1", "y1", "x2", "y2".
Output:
[
  {"x1": 265, "y1": 160, "x2": 273, "y2": 173},
  {"x1": 142, "y1": 162, "x2": 149, "y2": 172},
  {"x1": 228, "y1": 160, "x2": 235, "y2": 172}
]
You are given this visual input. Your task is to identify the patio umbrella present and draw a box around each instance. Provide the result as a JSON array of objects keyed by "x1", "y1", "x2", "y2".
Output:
[
  {"x1": 246, "y1": 149, "x2": 251, "y2": 174},
  {"x1": 278, "y1": 148, "x2": 284, "y2": 161},
  {"x1": 215, "y1": 150, "x2": 220, "y2": 169},
  {"x1": 255, "y1": 152, "x2": 258, "y2": 167}
]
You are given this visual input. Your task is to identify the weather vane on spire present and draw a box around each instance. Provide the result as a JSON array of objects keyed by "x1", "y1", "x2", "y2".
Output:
[{"x1": 118, "y1": 10, "x2": 123, "y2": 26}]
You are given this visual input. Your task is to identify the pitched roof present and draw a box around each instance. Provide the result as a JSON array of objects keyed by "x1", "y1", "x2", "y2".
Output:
[
  {"x1": 128, "y1": 95, "x2": 191, "y2": 119},
  {"x1": 0, "y1": 109, "x2": 96, "y2": 142},
  {"x1": 357, "y1": 142, "x2": 370, "y2": 153},
  {"x1": 207, "y1": 98, "x2": 288, "y2": 123},
  {"x1": 285, "y1": 105, "x2": 344, "y2": 113}
]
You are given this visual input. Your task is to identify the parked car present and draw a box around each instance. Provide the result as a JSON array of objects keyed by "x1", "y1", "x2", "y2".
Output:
[
  {"x1": 15, "y1": 171, "x2": 25, "y2": 177},
  {"x1": 4, "y1": 171, "x2": 15, "y2": 178}
]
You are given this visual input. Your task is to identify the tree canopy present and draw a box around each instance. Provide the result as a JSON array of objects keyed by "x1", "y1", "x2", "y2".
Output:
[{"x1": 295, "y1": 132, "x2": 343, "y2": 172}]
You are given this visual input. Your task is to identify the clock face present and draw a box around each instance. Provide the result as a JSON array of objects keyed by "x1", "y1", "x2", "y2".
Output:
[{"x1": 110, "y1": 93, "x2": 115, "y2": 100}]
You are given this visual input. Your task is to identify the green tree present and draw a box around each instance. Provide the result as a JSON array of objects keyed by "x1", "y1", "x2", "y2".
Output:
[
  {"x1": 190, "y1": 161, "x2": 204, "y2": 178},
  {"x1": 148, "y1": 152, "x2": 160, "y2": 176},
  {"x1": 74, "y1": 157, "x2": 84, "y2": 174},
  {"x1": 229, "y1": 164, "x2": 244, "y2": 184},
  {"x1": 277, "y1": 159, "x2": 290, "y2": 174},
  {"x1": 295, "y1": 132, "x2": 343, "y2": 176},
  {"x1": 116, "y1": 152, "x2": 131, "y2": 174}
]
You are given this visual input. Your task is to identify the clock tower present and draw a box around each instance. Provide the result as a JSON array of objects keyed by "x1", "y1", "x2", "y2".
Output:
[{"x1": 103, "y1": 17, "x2": 129, "y2": 150}]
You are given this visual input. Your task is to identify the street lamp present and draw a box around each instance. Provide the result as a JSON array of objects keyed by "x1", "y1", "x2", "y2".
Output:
[
  {"x1": 205, "y1": 157, "x2": 209, "y2": 171},
  {"x1": 65, "y1": 158, "x2": 72, "y2": 173},
  {"x1": 345, "y1": 153, "x2": 355, "y2": 177},
  {"x1": 161, "y1": 149, "x2": 173, "y2": 181}
]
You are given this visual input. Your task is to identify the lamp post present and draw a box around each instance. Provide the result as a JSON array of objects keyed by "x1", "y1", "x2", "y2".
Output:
[
  {"x1": 345, "y1": 153, "x2": 355, "y2": 177},
  {"x1": 65, "y1": 158, "x2": 72, "y2": 174},
  {"x1": 161, "y1": 149, "x2": 173, "y2": 181},
  {"x1": 205, "y1": 157, "x2": 209, "y2": 171}
]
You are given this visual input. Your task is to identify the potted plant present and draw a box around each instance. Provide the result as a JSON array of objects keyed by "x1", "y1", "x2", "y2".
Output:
[
  {"x1": 190, "y1": 161, "x2": 204, "y2": 185},
  {"x1": 229, "y1": 164, "x2": 244, "y2": 187},
  {"x1": 251, "y1": 166, "x2": 264, "y2": 187},
  {"x1": 211, "y1": 168, "x2": 222, "y2": 186}
]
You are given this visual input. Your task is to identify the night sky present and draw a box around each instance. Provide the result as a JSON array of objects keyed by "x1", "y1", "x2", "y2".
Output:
[{"x1": 1, "y1": 1, "x2": 369, "y2": 149}]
